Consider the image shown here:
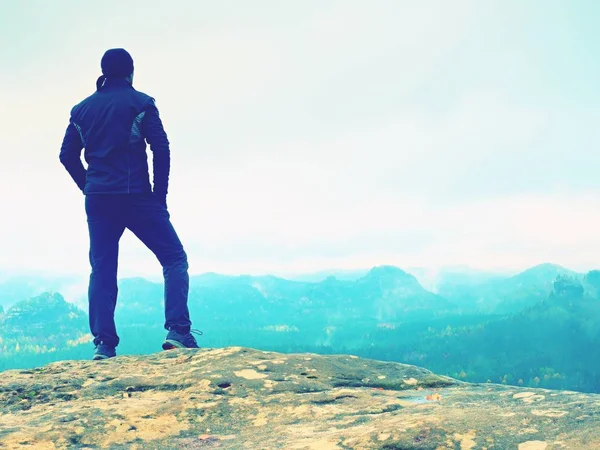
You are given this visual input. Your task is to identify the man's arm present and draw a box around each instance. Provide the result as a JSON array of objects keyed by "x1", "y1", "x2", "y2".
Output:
[
  {"x1": 142, "y1": 99, "x2": 171, "y2": 207},
  {"x1": 59, "y1": 122, "x2": 87, "y2": 192}
]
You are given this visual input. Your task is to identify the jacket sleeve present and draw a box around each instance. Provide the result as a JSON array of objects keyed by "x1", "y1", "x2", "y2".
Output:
[
  {"x1": 59, "y1": 121, "x2": 87, "y2": 192},
  {"x1": 142, "y1": 99, "x2": 170, "y2": 202}
]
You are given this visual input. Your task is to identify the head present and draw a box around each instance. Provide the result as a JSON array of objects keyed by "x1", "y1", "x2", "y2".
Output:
[{"x1": 96, "y1": 48, "x2": 134, "y2": 90}]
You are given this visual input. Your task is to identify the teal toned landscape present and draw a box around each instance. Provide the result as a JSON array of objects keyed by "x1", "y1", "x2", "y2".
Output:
[
  {"x1": 2, "y1": 263, "x2": 599, "y2": 394},
  {"x1": 2, "y1": 1, "x2": 599, "y2": 448}
]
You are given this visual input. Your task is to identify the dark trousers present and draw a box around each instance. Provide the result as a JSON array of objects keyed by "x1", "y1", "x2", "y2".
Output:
[{"x1": 85, "y1": 193, "x2": 191, "y2": 347}]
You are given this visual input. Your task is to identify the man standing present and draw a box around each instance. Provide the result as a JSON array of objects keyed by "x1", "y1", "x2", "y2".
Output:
[{"x1": 59, "y1": 48, "x2": 200, "y2": 360}]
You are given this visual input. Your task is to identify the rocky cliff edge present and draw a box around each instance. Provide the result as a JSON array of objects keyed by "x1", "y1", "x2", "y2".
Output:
[{"x1": 1, "y1": 347, "x2": 599, "y2": 449}]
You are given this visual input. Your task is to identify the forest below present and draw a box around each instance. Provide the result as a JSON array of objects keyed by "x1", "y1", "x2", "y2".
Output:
[{"x1": 1, "y1": 263, "x2": 598, "y2": 394}]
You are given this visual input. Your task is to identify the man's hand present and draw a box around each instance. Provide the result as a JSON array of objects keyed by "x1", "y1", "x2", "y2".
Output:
[
  {"x1": 143, "y1": 98, "x2": 171, "y2": 206},
  {"x1": 59, "y1": 121, "x2": 87, "y2": 191}
]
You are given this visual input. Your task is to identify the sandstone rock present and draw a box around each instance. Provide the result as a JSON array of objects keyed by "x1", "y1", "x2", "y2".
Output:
[{"x1": 0, "y1": 347, "x2": 599, "y2": 449}]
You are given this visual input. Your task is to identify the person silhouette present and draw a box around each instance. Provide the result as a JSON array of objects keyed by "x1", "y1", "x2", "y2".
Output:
[{"x1": 59, "y1": 48, "x2": 201, "y2": 360}]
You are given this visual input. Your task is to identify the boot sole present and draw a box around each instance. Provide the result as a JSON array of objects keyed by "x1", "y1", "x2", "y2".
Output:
[
  {"x1": 92, "y1": 354, "x2": 114, "y2": 360},
  {"x1": 162, "y1": 339, "x2": 186, "y2": 350}
]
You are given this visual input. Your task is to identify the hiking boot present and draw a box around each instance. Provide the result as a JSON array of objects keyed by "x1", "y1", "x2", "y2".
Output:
[
  {"x1": 93, "y1": 343, "x2": 116, "y2": 360},
  {"x1": 162, "y1": 328, "x2": 203, "y2": 350}
]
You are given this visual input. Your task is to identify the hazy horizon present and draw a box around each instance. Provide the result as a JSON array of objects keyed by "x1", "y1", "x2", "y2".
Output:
[
  {"x1": 2, "y1": 1, "x2": 599, "y2": 278},
  {"x1": 0, "y1": 260, "x2": 591, "y2": 283}
]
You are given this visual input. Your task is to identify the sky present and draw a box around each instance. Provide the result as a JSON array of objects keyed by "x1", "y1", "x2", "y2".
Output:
[{"x1": 1, "y1": 0, "x2": 599, "y2": 278}]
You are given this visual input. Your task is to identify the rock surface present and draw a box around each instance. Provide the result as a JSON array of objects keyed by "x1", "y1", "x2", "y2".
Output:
[{"x1": 1, "y1": 347, "x2": 599, "y2": 449}]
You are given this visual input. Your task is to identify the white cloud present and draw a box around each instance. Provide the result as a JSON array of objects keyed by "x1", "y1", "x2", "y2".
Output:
[{"x1": 1, "y1": 1, "x2": 599, "y2": 277}]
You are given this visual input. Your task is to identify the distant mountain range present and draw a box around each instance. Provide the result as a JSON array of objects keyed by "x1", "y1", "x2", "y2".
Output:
[
  {"x1": 110, "y1": 265, "x2": 456, "y2": 333},
  {"x1": 411, "y1": 273, "x2": 600, "y2": 386},
  {"x1": 2, "y1": 262, "x2": 599, "y2": 393},
  {"x1": 0, "y1": 263, "x2": 590, "y2": 328},
  {"x1": 436, "y1": 263, "x2": 581, "y2": 314},
  {"x1": 0, "y1": 262, "x2": 587, "y2": 310}
]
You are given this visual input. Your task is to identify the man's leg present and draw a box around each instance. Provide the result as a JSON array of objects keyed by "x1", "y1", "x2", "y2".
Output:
[
  {"x1": 86, "y1": 194, "x2": 126, "y2": 348},
  {"x1": 126, "y1": 194, "x2": 192, "y2": 333}
]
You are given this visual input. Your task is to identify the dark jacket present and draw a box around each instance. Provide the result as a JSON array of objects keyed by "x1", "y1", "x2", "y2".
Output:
[{"x1": 59, "y1": 78, "x2": 170, "y2": 201}]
